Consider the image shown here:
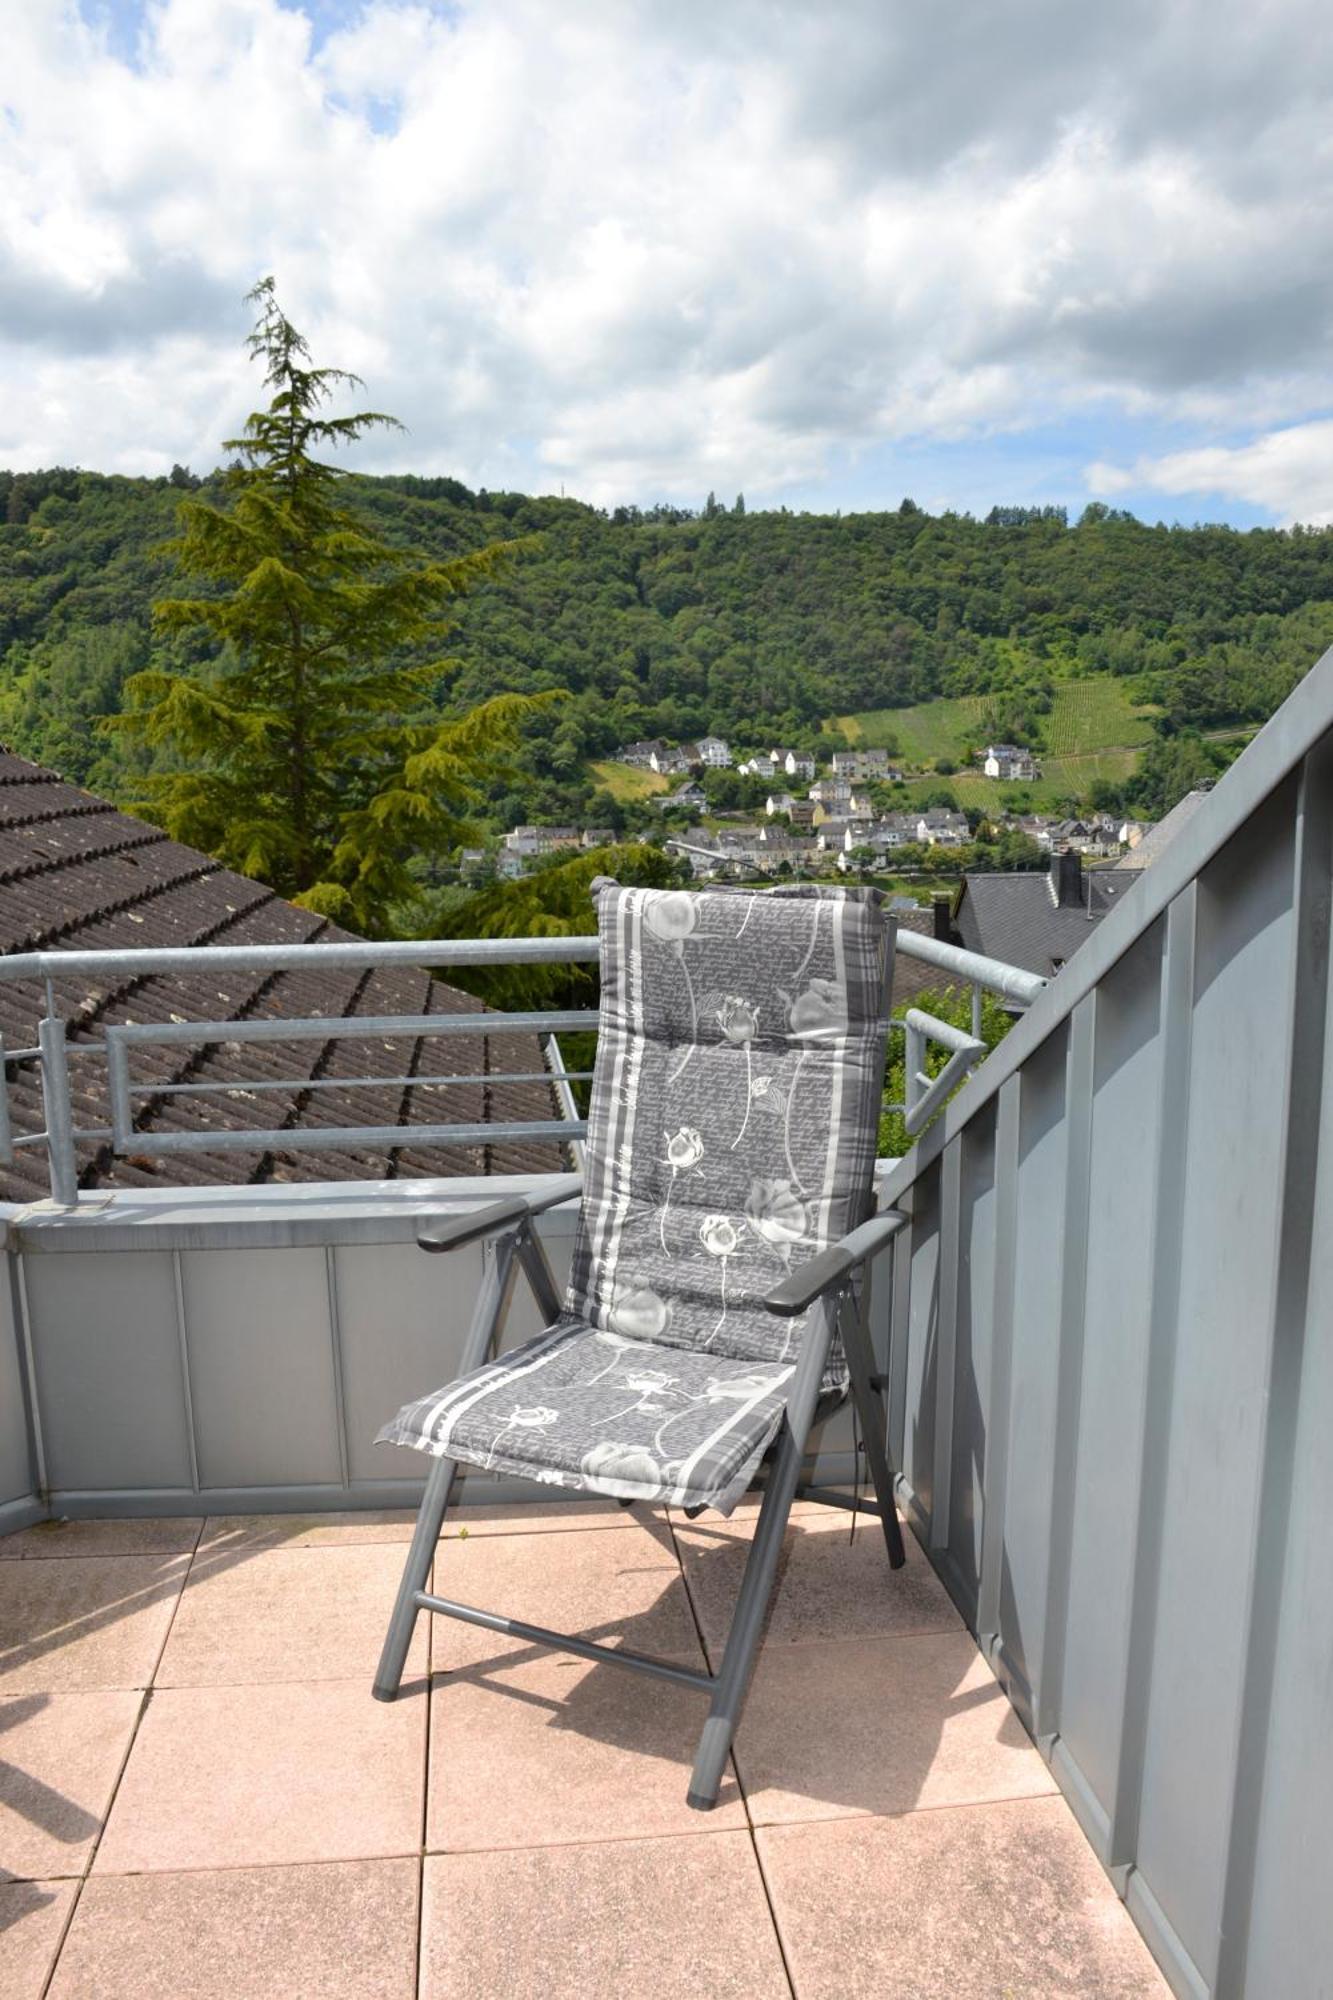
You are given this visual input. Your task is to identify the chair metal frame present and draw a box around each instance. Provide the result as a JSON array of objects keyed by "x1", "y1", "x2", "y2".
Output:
[{"x1": 372, "y1": 1178, "x2": 908, "y2": 1810}]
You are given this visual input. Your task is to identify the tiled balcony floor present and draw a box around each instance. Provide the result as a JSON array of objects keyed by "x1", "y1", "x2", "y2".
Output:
[{"x1": 1, "y1": 1499, "x2": 1167, "y2": 1998}]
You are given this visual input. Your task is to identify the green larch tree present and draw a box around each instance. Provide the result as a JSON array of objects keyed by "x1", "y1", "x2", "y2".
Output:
[{"x1": 112, "y1": 278, "x2": 555, "y2": 932}]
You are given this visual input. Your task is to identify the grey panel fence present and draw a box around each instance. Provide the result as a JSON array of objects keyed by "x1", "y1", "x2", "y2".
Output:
[{"x1": 878, "y1": 643, "x2": 1333, "y2": 1999}]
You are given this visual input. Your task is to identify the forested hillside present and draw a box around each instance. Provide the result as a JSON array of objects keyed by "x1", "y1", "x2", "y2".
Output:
[{"x1": 3, "y1": 465, "x2": 1332, "y2": 828}]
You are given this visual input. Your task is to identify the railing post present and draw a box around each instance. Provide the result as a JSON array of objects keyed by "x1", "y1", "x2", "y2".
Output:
[
  {"x1": 904, "y1": 1015, "x2": 925, "y2": 1125},
  {"x1": 37, "y1": 987, "x2": 79, "y2": 1207}
]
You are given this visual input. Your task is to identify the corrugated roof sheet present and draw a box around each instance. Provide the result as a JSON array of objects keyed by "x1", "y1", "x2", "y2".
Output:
[{"x1": 0, "y1": 749, "x2": 565, "y2": 1200}]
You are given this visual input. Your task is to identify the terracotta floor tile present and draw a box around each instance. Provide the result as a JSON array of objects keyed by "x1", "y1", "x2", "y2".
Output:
[
  {"x1": 0, "y1": 1519, "x2": 201, "y2": 1561},
  {"x1": 420, "y1": 1833, "x2": 789, "y2": 2000},
  {"x1": 47, "y1": 1860, "x2": 418, "y2": 2000},
  {"x1": 0, "y1": 1690, "x2": 142, "y2": 1880},
  {"x1": 94, "y1": 1680, "x2": 425, "y2": 1874},
  {"x1": 197, "y1": 1511, "x2": 415, "y2": 1553},
  {"x1": 0, "y1": 1558, "x2": 189, "y2": 1695},
  {"x1": 428, "y1": 1514, "x2": 700, "y2": 1671},
  {"x1": 156, "y1": 1543, "x2": 427, "y2": 1687},
  {"x1": 735, "y1": 1630, "x2": 1056, "y2": 1826},
  {"x1": 676, "y1": 1506, "x2": 961, "y2": 1656},
  {"x1": 427, "y1": 1649, "x2": 743, "y2": 1850},
  {"x1": 0, "y1": 1880, "x2": 77, "y2": 2000},
  {"x1": 758, "y1": 1799, "x2": 1168, "y2": 1998}
]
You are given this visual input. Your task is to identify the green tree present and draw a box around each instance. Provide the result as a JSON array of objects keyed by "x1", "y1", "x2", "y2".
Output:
[
  {"x1": 110, "y1": 278, "x2": 554, "y2": 931},
  {"x1": 425, "y1": 841, "x2": 685, "y2": 1014}
]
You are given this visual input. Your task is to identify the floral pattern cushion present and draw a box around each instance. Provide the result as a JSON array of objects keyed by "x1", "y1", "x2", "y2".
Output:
[
  {"x1": 378, "y1": 884, "x2": 893, "y2": 1515},
  {"x1": 567, "y1": 883, "x2": 893, "y2": 1375},
  {"x1": 376, "y1": 1314, "x2": 842, "y2": 1514}
]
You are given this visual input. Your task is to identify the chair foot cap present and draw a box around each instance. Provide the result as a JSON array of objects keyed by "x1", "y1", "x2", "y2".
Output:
[
  {"x1": 371, "y1": 1685, "x2": 398, "y2": 1703},
  {"x1": 686, "y1": 1790, "x2": 718, "y2": 1813}
]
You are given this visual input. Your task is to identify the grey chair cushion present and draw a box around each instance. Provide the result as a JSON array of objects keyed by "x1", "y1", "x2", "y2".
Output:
[
  {"x1": 378, "y1": 884, "x2": 894, "y2": 1515},
  {"x1": 567, "y1": 884, "x2": 893, "y2": 1375},
  {"x1": 377, "y1": 1314, "x2": 841, "y2": 1515}
]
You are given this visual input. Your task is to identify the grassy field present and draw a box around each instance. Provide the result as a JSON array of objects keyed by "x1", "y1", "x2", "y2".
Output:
[
  {"x1": 840, "y1": 676, "x2": 1158, "y2": 770},
  {"x1": 589, "y1": 760, "x2": 669, "y2": 802},
  {"x1": 887, "y1": 749, "x2": 1141, "y2": 812}
]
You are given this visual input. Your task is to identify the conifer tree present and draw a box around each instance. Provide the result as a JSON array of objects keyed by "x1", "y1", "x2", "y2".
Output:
[{"x1": 113, "y1": 279, "x2": 554, "y2": 932}]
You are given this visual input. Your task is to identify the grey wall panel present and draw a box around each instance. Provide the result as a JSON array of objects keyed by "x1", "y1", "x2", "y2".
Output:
[
  {"x1": 25, "y1": 1250, "x2": 190, "y2": 1491},
  {"x1": 334, "y1": 1239, "x2": 486, "y2": 1482},
  {"x1": 1058, "y1": 920, "x2": 1165, "y2": 1821},
  {"x1": 0, "y1": 1261, "x2": 34, "y2": 1506},
  {"x1": 945, "y1": 1105, "x2": 998, "y2": 1604},
  {"x1": 182, "y1": 1247, "x2": 341, "y2": 1489},
  {"x1": 992, "y1": 1023, "x2": 1069, "y2": 1715},
  {"x1": 1135, "y1": 790, "x2": 1299, "y2": 1985},
  {"x1": 897, "y1": 1159, "x2": 941, "y2": 1522},
  {"x1": 1242, "y1": 957, "x2": 1333, "y2": 1996}
]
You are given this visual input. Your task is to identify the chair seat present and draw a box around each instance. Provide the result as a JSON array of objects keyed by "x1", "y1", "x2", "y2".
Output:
[{"x1": 378, "y1": 1315, "x2": 844, "y2": 1516}]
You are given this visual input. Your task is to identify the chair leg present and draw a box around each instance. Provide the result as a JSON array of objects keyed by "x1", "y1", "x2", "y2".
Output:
[
  {"x1": 839, "y1": 1293, "x2": 907, "y2": 1569},
  {"x1": 686, "y1": 1418, "x2": 804, "y2": 1810},
  {"x1": 372, "y1": 1228, "x2": 522, "y2": 1701},
  {"x1": 373, "y1": 1448, "x2": 458, "y2": 1700}
]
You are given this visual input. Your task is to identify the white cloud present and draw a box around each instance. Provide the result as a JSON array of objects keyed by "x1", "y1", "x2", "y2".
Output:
[
  {"x1": 1, "y1": 0, "x2": 1331, "y2": 507},
  {"x1": 1089, "y1": 420, "x2": 1333, "y2": 526}
]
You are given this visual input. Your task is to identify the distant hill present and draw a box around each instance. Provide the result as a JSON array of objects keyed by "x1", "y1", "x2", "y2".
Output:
[{"x1": 2, "y1": 467, "x2": 1331, "y2": 826}]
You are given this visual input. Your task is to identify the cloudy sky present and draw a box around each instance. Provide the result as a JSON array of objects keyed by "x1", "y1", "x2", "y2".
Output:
[{"x1": 4, "y1": 0, "x2": 1333, "y2": 523}]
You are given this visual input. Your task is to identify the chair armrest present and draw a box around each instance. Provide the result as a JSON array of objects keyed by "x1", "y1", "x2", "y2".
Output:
[
  {"x1": 416, "y1": 1174, "x2": 583, "y2": 1254},
  {"x1": 763, "y1": 1210, "x2": 908, "y2": 1317}
]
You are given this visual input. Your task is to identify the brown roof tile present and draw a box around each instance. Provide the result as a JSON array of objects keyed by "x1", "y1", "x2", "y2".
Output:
[{"x1": 0, "y1": 749, "x2": 565, "y2": 1199}]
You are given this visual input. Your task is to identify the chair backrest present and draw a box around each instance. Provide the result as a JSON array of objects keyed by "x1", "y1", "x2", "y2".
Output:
[{"x1": 566, "y1": 884, "x2": 895, "y2": 1366}]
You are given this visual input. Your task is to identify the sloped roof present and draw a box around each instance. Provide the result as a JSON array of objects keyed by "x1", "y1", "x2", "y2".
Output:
[
  {"x1": 0, "y1": 749, "x2": 564, "y2": 1202},
  {"x1": 953, "y1": 868, "x2": 1141, "y2": 981}
]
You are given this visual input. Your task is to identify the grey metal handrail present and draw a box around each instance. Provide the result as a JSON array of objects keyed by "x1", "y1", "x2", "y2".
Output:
[{"x1": 1, "y1": 925, "x2": 1038, "y2": 1205}]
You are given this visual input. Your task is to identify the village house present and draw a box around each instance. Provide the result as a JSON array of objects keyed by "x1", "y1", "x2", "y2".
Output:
[
  {"x1": 815, "y1": 817, "x2": 853, "y2": 854},
  {"x1": 876, "y1": 811, "x2": 921, "y2": 848},
  {"x1": 695, "y1": 734, "x2": 732, "y2": 767},
  {"x1": 653, "y1": 779, "x2": 708, "y2": 812},
  {"x1": 808, "y1": 775, "x2": 853, "y2": 810},
  {"x1": 831, "y1": 747, "x2": 900, "y2": 781},
  {"x1": 916, "y1": 808, "x2": 971, "y2": 847},
  {"x1": 619, "y1": 738, "x2": 667, "y2": 767},
  {"x1": 503, "y1": 824, "x2": 581, "y2": 858},
  {"x1": 981, "y1": 743, "x2": 1040, "y2": 781}
]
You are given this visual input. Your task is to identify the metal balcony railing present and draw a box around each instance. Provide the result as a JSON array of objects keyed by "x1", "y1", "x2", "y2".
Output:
[{"x1": 0, "y1": 926, "x2": 1043, "y2": 1205}]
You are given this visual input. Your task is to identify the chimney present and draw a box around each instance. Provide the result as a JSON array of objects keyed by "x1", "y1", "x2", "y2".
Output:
[
  {"x1": 932, "y1": 895, "x2": 953, "y2": 942},
  {"x1": 1051, "y1": 848, "x2": 1083, "y2": 908}
]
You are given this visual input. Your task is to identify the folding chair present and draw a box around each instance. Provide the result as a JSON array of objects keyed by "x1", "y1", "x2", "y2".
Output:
[{"x1": 372, "y1": 881, "x2": 908, "y2": 1809}]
